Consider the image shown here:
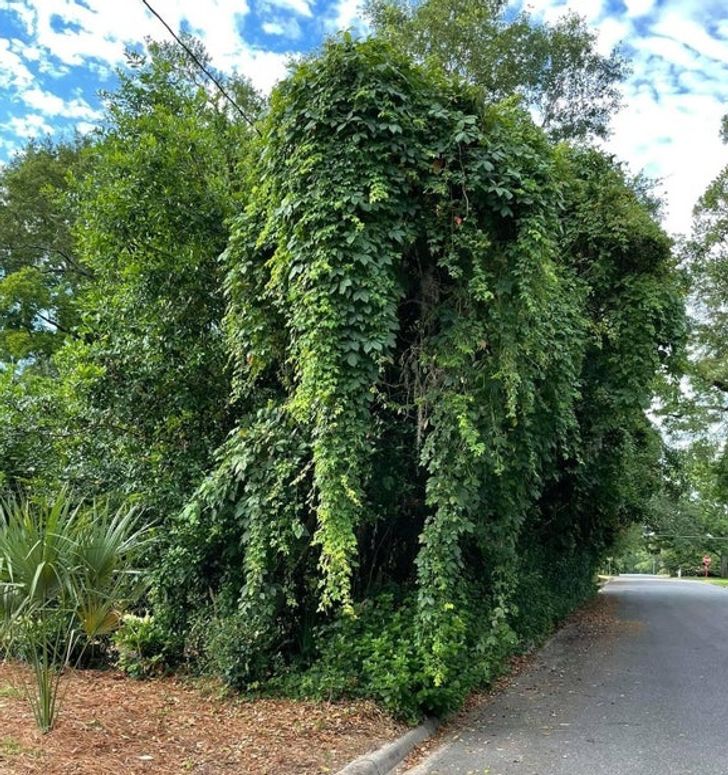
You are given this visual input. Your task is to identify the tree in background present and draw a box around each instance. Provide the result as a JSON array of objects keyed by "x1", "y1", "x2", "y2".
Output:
[
  {"x1": 591, "y1": 108, "x2": 728, "y2": 577},
  {"x1": 365, "y1": 0, "x2": 627, "y2": 141},
  {"x1": 0, "y1": 138, "x2": 92, "y2": 492},
  {"x1": 0, "y1": 136, "x2": 92, "y2": 366},
  {"x1": 57, "y1": 38, "x2": 260, "y2": 514},
  {"x1": 0, "y1": 38, "x2": 262, "y2": 512},
  {"x1": 634, "y1": 113, "x2": 728, "y2": 576},
  {"x1": 689, "y1": 115, "x2": 728, "y2": 423}
]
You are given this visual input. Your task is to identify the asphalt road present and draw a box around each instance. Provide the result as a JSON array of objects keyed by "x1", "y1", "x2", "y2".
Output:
[{"x1": 403, "y1": 576, "x2": 728, "y2": 775}]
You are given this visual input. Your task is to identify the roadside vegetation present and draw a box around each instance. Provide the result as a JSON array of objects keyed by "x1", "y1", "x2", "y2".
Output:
[
  {"x1": 611, "y1": 119, "x2": 728, "y2": 577},
  {"x1": 3, "y1": 0, "x2": 725, "y2": 753}
]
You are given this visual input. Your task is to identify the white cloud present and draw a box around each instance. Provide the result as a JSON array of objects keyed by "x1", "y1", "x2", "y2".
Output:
[
  {"x1": 524, "y1": 0, "x2": 605, "y2": 25},
  {"x1": 37, "y1": 58, "x2": 71, "y2": 77},
  {"x1": 623, "y1": 0, "x2": 656, "y2": 18},
  {"x1": 230, "y1": 48, "x2": 291, "y2": 93},
  {"x1": 0, "y1": 38, "x2": 34, "y2": 88},
  {"x1": 264, "y1": 0, "x2": 312, "y2": 18},
  {"x1": 21, "y1": 86, "x2": 100, "y2": 119},
  {"x1": 262, "y1": 18, "x2": 302, "y2": 38},
  {"x1": 8, "y1": 113, "x2": 54, "y2": 137},
  {"x1": 595, "y1": 16, "x2": 631, "y2": 55},
  {"x1": 325, "y1": 0, "x2": 367, "y2": 33},
  {"x1": 678, "y1": 68, "x2": 724, "y2": 97},
  {"x1": 10, "y1": 38, "x2": 41, "y2": 61},
  {"x1": 608, "y1": 55, "x2": 728, "y2": 235},
  {"x1": 0, "y1": 0, "x2": 293, "y2": 107},
  {"x1": 262, "y1": 20, "x2": 284, "y2": 35},
  {"x1": 0, "y1": 1, "x2": 263, "y2": 76},
  {"x1": 654, "y1": 13, "x2": 728, "y2": 63},
  {"x1": 75, "y1": 120, "x2": 97, "y2": 134},
  {"x1": 613, "y1": 105, "x2": 728, "y2": 236},
  {"x1": 516, "y1": 0, "x2": 728, "y2": 234},
  {"x1": 638, "y1": 35, "x2": 702, "y2": 71}
]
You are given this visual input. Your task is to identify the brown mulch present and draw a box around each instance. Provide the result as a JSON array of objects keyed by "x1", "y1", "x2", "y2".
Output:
[{"x1": 0, "y1": 663, "x2": 408, "y2": 775}]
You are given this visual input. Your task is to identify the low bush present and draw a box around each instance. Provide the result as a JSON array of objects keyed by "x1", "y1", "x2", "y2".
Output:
[
  {"x1": 257, "y1": 586, "x2": 517, "y2": 722},
  {"x1": 112, "y1": 613, "x2": 167, "y2": 678}
]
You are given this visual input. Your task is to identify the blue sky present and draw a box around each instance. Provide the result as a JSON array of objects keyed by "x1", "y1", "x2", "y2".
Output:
[{"x1": 0, "y1": 0, "x2": 726, "y2": 234}]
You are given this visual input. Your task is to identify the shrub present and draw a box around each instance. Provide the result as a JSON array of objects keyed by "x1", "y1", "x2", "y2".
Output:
[
  {"x1": 201, "y1": 607, "x2": 288, "y2": 690},
  {"x1": 0, "y1": 492, "x2": 152, "y2": 731},
  {"x1": 112, "y1": 613, "x2": 167, "y2": 678},
  {"x1": 269, "y1": 588, "x2": 517, "y2": 722}
]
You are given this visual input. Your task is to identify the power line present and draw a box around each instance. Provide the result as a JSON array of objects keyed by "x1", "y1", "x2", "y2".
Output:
[{"x1": 140, "y1": 0, "x2": 259, "y2": 132}]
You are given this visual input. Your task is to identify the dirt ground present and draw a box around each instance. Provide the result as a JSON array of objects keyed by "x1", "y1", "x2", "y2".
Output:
[{"x1": 0, "y1": 663, "x2": 407, "y2": 774}]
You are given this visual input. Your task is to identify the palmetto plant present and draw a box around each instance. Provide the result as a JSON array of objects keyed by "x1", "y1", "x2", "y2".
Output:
[{"x1": 0, "y1": 491, "x2": 152, "y2": 732}]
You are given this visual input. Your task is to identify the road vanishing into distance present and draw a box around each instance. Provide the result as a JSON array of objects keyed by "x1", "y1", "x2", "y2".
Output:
[{"x1": 403, "y1": 576, "x2": 728, "y2": 775}]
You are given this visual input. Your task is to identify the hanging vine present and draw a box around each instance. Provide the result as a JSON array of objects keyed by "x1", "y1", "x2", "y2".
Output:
[{"x1": 158, "y1": 36, "x2": 685, "y2": 717}]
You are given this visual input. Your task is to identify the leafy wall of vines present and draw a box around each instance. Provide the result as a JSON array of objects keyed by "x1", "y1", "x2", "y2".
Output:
[{"x1": 157, "y1": 37, "x2": 685, "y2": 717}]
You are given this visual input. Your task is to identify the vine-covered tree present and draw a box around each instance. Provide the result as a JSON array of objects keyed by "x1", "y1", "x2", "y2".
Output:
[
  {"x1": 0, "y1": 29, "x2": 685, "y2": 720},
  {"x1": 155, "y1": 38, "x2": 684, "y2": 718}
]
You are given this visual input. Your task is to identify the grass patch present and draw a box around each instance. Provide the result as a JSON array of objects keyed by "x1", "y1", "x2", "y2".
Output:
[
  {"x1": 0, "y1": 683, "x2": 23, "y2": 699},
  {"x1": 680, "y1": 577, "x2": 728, "y2": 587},
  {"x1": 0, "y1": 736, "x2": 28, "y2": 756}
]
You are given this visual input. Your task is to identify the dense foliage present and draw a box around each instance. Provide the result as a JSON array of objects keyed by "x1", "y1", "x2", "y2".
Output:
[
  {"x1": 0, "y1": 40, "x2": 259, "y2": 512},
  {"x1": 0, "y1": 136, "x2": 91, "y2": 364},
  {"x1": 153, "y1": 38, "x2": 684, "y2": 717},
  {"x1": 689, "y1": 119, "x2": 728, "y2": 427},
  {"x1": 0, "y1": 137, "x2": 92, "y2": 492},
  {"x1": 0, "y1": 16, "x2": 689, "y2": 719}
]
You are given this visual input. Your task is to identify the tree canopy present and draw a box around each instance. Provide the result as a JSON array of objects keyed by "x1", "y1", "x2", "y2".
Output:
[
  {"x1": 0, "y1": 135, "x2": 91, "y2": 364},
  {"x1": 0, "y1": 39, "x2": 259, "y2": 505},
  {"x1": 690, "y1": 121, "x2": 728, "y2": 414},
  {"x1": 365, "y1": 0, "x2": 627, "y2": 140}
]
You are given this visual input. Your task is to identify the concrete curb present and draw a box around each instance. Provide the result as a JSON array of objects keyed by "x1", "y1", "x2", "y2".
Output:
[{"x1": 335, "y1": 717, "x2": 439, "y2": 775}]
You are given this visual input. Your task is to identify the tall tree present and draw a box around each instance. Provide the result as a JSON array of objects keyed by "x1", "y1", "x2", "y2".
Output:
[
  {"x1": 366, "y1": 0, "x2": 627, "y2": 141},
  {"x1": 689, "y1": 116, "x2": 728, "y2": 419},
  {"x1": 57, "y1": 37, "x2": 261, "y2": 513}
]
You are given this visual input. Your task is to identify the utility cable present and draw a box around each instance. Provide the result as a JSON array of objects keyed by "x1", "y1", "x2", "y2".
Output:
[{"x1": 140, "y1": 0, "x2": 259, "y2": 132}]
